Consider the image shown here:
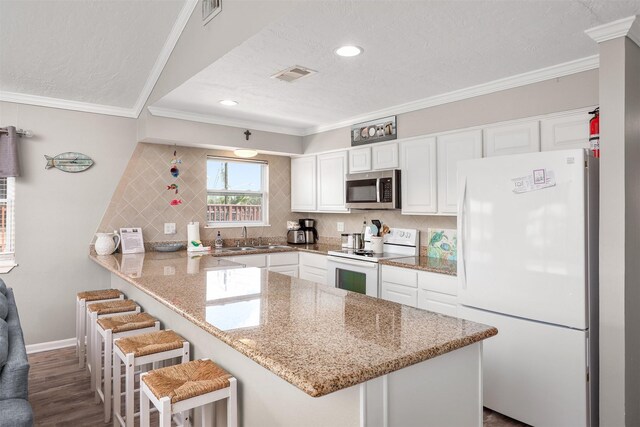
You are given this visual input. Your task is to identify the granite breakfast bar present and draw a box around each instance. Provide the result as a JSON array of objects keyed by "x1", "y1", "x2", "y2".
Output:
[{"x1": 91, "y1": 250, "x2": 497, "y2": 427}]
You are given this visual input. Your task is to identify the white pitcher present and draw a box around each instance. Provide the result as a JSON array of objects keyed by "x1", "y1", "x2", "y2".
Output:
[{"x1": 95, "y1": 232, "x2": 120, "y2": 255}]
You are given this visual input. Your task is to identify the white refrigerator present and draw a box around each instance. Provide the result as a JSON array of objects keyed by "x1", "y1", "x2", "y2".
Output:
[{"x1": 457, "y1": 149, "x2": 598, "y2": 427}]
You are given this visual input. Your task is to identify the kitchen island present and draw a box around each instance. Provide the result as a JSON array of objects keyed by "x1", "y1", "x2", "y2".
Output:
[{"x1": 91, "y1": 250, "x2": 496, "y2": 427}]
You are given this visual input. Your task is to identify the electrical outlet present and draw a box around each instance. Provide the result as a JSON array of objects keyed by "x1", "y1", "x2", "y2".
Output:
[
  {"x1": 164, "y1": 223, "x2": 176, "y2": 234},
  {"x1": 337, "y1": 222, "x2": 345, "y2": 232}
]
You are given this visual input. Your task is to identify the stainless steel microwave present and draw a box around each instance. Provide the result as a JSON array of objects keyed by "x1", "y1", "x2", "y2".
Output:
[{"x1": 345, "y1": 170, "x2": 401, "y2": 209}]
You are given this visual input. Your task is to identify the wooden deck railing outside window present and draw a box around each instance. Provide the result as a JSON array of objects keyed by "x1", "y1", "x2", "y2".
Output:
[{"x1": 207, "y1": 204, "x2": 262, "y2": 223}]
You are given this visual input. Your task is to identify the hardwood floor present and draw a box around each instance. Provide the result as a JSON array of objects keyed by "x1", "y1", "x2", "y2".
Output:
[{"x1": 28, "y1": 347, "x2": 527, "y2": 426}]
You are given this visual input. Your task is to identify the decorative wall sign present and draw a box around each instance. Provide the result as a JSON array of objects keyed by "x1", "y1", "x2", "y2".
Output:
[
  {"x1": 351, "y1": 115, "x2": 397, "y2": 146},
  {"x1": 427, "y1": 228, "x2": 457, "y2": 261},
  {"x1": 202, "y1": 0, "x2": 221, "y2": 26},
  {"x1": 44, "y1": 152, "x2": 94, "y2": 172}
]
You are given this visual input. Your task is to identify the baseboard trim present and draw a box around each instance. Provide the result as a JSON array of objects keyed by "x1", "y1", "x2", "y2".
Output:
[{"x1": 26, "y1": 338, "x2": 75, "y2": 354}]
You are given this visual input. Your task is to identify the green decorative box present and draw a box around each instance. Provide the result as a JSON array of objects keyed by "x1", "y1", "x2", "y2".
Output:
[{"x1": 427, "y1": 229, "x2": 457, "y2": 261}]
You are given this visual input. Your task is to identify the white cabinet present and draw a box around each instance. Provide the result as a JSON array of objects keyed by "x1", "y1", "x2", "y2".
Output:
[
  {"x1": 269, "y1": 265, "x2": 298, "y2": 278},
  {"x1": 483, "y1": 121, "x2": 540, "y2": 157},
  {"x1": 227, "y1": 254, "x2": 267, "y2": 268},
  {"x1": 436, "y1": 130, "x2": 482, "y2": 214},
  {"x1": 348, "y1": 147, "x2": 372, "y2": 173},
  {"x1": 540, "y1": 112, "x2": 590, "y2": 151},
  {"x1": 417, "y1": 271, "x2": 458, "y2": 317},
  {"x1": 317, "y1": 151, "x2": 348, "y2": 212},
  {"x1": 298, "y1": 252, "x2": 328, "y2": 285},
  {"x1": 291, "y1": 156, "x2": 317, "y2": 212},
  {"x1": 381, "y1": 265, "x2": 458, "y2": 315},
  {"x1": 371, "y1": 142, "x2": 399, "y2": 170},
  {"x1": 399, "y1": 137, "x2": 437, "y2": 214},
  {"x1": 349, "y1": 142, "x2": 398, "y2": 173},
  {"x1": 381, "y1": 265, "x2": 418, "y2": 307}
]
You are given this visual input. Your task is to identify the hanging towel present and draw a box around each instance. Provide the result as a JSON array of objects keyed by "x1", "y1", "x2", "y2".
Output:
[{"x1": 0, "y1": 126, "x2": 20, "y2": 177}]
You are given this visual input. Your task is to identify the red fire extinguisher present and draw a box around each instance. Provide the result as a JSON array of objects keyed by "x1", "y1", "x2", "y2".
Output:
[{"x1": 589, "y1": 107, "x2": 600, "y2": 158}]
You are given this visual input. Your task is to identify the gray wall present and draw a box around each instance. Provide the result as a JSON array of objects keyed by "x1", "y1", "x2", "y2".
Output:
[
  {"x1": 303, "y1": 69, "x2": 598, "y2": 153},
  {"x1": 599, "y1": 36, "x2": 640, "y2": 427},
  {"x1": 0, "y1": 101, "x2": 137, "y2": 345}
]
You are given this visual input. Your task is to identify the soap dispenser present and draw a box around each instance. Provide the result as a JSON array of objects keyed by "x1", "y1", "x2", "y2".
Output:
[{"x1": 215, "y1": 231, "x2": 223, "y2": 248}]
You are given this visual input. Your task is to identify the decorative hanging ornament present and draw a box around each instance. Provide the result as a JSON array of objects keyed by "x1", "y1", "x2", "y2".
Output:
[
  {"x1": 166, "y1": 183, "x2": 179, "y2": 194},
  {"x1": 170, "y1": 149, "x2": 182, "y2": 177}
]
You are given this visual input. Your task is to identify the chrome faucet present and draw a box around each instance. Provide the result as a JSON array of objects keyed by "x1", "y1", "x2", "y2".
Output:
[{"x1": 241, "y1": 226, "x2": 248, "y2": 246}]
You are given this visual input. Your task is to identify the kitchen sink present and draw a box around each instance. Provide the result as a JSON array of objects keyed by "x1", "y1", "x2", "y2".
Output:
[
  {"x1": 252, "y1": 245, "x2": 291, "y2": 250},
  {"x1": 220, "y1": 247, "x2": 256, "y2": 252}
]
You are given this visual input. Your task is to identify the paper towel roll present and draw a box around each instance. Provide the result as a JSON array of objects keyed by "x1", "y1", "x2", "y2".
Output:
[{"x1": 187, "y1": 222, "x2": 200, "y2": 247}]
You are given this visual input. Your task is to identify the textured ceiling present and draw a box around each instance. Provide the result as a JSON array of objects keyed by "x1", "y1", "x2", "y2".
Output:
[
  {"x1": 153, "y1": 0, "x2": 640, "y2": 133},
  {"x1": 0, "y1": 0, "x2": 185, "y2": 108}
]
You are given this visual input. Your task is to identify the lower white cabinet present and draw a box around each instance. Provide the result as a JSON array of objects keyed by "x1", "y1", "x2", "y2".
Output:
[
  {"x1": 298, "y1": 252, "x2": 328, "y2": 285},
  {"x1": 381, "y1": 265, "x2": 458, "y2": 315},
  {"x1": 381, "y1": 283, "x2": 418, "y2": 307},
  {"x1": 381, "y1": 265, "x2": 418, "y2": 307},
  {"x1": 269, "y1": 264, "x2": 298, "y2": 278},
  {"x1": 268, "y1": 252, "x2": 299, "y2": 277},
  {"x1": 418, "y1": 290, "x2": 458, "y2": 317},
  {"x1": 227, "y1": 254, "x2": 267, "y2": 268}
]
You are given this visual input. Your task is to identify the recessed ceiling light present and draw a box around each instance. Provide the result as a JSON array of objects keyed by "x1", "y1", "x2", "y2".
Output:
[
  {"x1": 219, "y1": 100, "x2": 238, "y2": 106},
  {"x1": 335, "y1": 45, "x2": 363, "y2": 57}
]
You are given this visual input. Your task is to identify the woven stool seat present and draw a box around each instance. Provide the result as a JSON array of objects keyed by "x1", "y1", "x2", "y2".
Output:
[
  {"x1": 77, "y1": 289, "x2": 122, "y2": 301},
  {"x1": 115, "y1": 330, "x2": 186, "y2": 357},
  {"x1": 142, "y1": 359, "x2": 232, "y2": 404},
  {"x1": 88, "y1": 299, "x2": 136, "y2": 315},
  {"x1": 97, "y1": 312, "x2": 157, "y2": 333}
]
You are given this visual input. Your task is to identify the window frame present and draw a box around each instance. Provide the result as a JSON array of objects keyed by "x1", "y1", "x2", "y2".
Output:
[
  {"x1": 0, "y1": 177, "x2": 16, "y2": 272},
  {"x1": 205, "y1": 156, "x2": 269, "y2": 228}
]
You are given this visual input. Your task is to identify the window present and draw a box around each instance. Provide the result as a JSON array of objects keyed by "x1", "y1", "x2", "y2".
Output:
[
  {"x1": 0, "y1": 177, "x2": 16, "y2": 269},
  {"x1": 206, "y1": 157, "x2": 268, "y2": 226}
]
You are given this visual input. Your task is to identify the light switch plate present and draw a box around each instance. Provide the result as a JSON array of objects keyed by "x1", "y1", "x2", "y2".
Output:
[
  {"x1": 164, "y1": 223, "x2": 176, "y2": 234},
  {"x1": 337, "y1": 222, "x2": 345, "y2": 232}
]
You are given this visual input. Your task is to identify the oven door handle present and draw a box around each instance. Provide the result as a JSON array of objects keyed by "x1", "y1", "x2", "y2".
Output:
[{"x1": 327, "y1": 256, "x2": 378, "y2": 269}]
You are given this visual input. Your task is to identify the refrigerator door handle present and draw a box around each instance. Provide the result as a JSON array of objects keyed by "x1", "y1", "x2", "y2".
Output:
[{"x1": 457, "y1": 176, "x2": 467, "y2": 290}]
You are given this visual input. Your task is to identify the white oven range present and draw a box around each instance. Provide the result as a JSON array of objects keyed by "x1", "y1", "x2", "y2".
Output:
[{"x1": 327, "y1": 228, "x2": 419, "y2": 297}]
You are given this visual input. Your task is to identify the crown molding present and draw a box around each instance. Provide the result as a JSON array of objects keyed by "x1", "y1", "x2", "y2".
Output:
[
  {"x1": 0, "y1": 91, "x2": 137, "y2": 118},
  {"x1": 147, "y1": 106, "x2": 308, "y2": 136},
  {"x1": 303, "y1": 54, "x2": 599, "y2": 135},
  {"x1": 585, "y1": 15, "x2": 640, "y2": 47},
  {"x1": 132, "y1": 0, "x2": 199, "y2": 117}
]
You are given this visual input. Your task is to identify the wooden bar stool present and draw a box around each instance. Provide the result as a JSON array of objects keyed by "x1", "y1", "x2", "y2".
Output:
[
  {"x1": 94, "y1": 312, "x2": 160, "y2": 423},
  {"x1": 76, "y1": 289, "x2": 123, "y2": 368},
  {"x1": 113, "y1": 330, "x2": 190, "y2": 427},
  {"x1": 140, "y1": 359, "x2": 237, "y2": 427},
  {"x1": 86, "y1": 299, "x2": 140, "y2": 386}
]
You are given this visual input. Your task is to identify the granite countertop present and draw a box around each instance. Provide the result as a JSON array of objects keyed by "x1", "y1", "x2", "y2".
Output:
[
  {"x1": 144, "y1": 242, "x2": 342, "y2": 258},
  {"x1": 379, "y1": 256, "x2": 458, "y2": 276},
  {"x1": 90, "y1": 251, "x2": 495, "y2": 397}
]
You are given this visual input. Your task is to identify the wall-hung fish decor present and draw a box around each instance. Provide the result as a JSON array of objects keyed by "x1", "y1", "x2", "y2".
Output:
[
  {"x1": 44, "y1": 152, "x2": 94, "y2": 173},
  {"x1": 168, "y1": 147, "x2": 182, "y2": 206}
]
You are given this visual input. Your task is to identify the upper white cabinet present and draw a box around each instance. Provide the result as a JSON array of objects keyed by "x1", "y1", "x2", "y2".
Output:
[
  {"x1": 400, "y1": 137, "x2": 437, "y2": 214},
  {"x1": 483, "y1": 121, "x2": 540, "y2": 157},
  {"x1": 291, "y1": 156, "x2": 317, "y2": 212},
  {"x1": 540, "y1": 111, "x2": 590, "y2": 151},
  {"x1": 317, "y1": 151, "x2": 348, "y2": 212},
  {"x1": 348, "y1": 142, "x2": 398, "y2": 173},
  {"x1": 348, "y1": 146, "x2": 371, "y2": 173},
  {"x1": 436, "y1": 130, "x2": 482, "y2": 214},
  {"x1": 371, "y1": 142, "x2": 399, "y2": 170}
]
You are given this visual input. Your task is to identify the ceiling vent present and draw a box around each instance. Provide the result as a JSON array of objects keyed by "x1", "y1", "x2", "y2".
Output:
[{"x1": 271, "y1": 65, "x2": 316, "y2": 83}]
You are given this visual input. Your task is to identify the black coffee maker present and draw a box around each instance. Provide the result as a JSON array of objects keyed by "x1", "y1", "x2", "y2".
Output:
[{"x1": 299, "y1": 218, "x2": 318, "y2": 244}]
